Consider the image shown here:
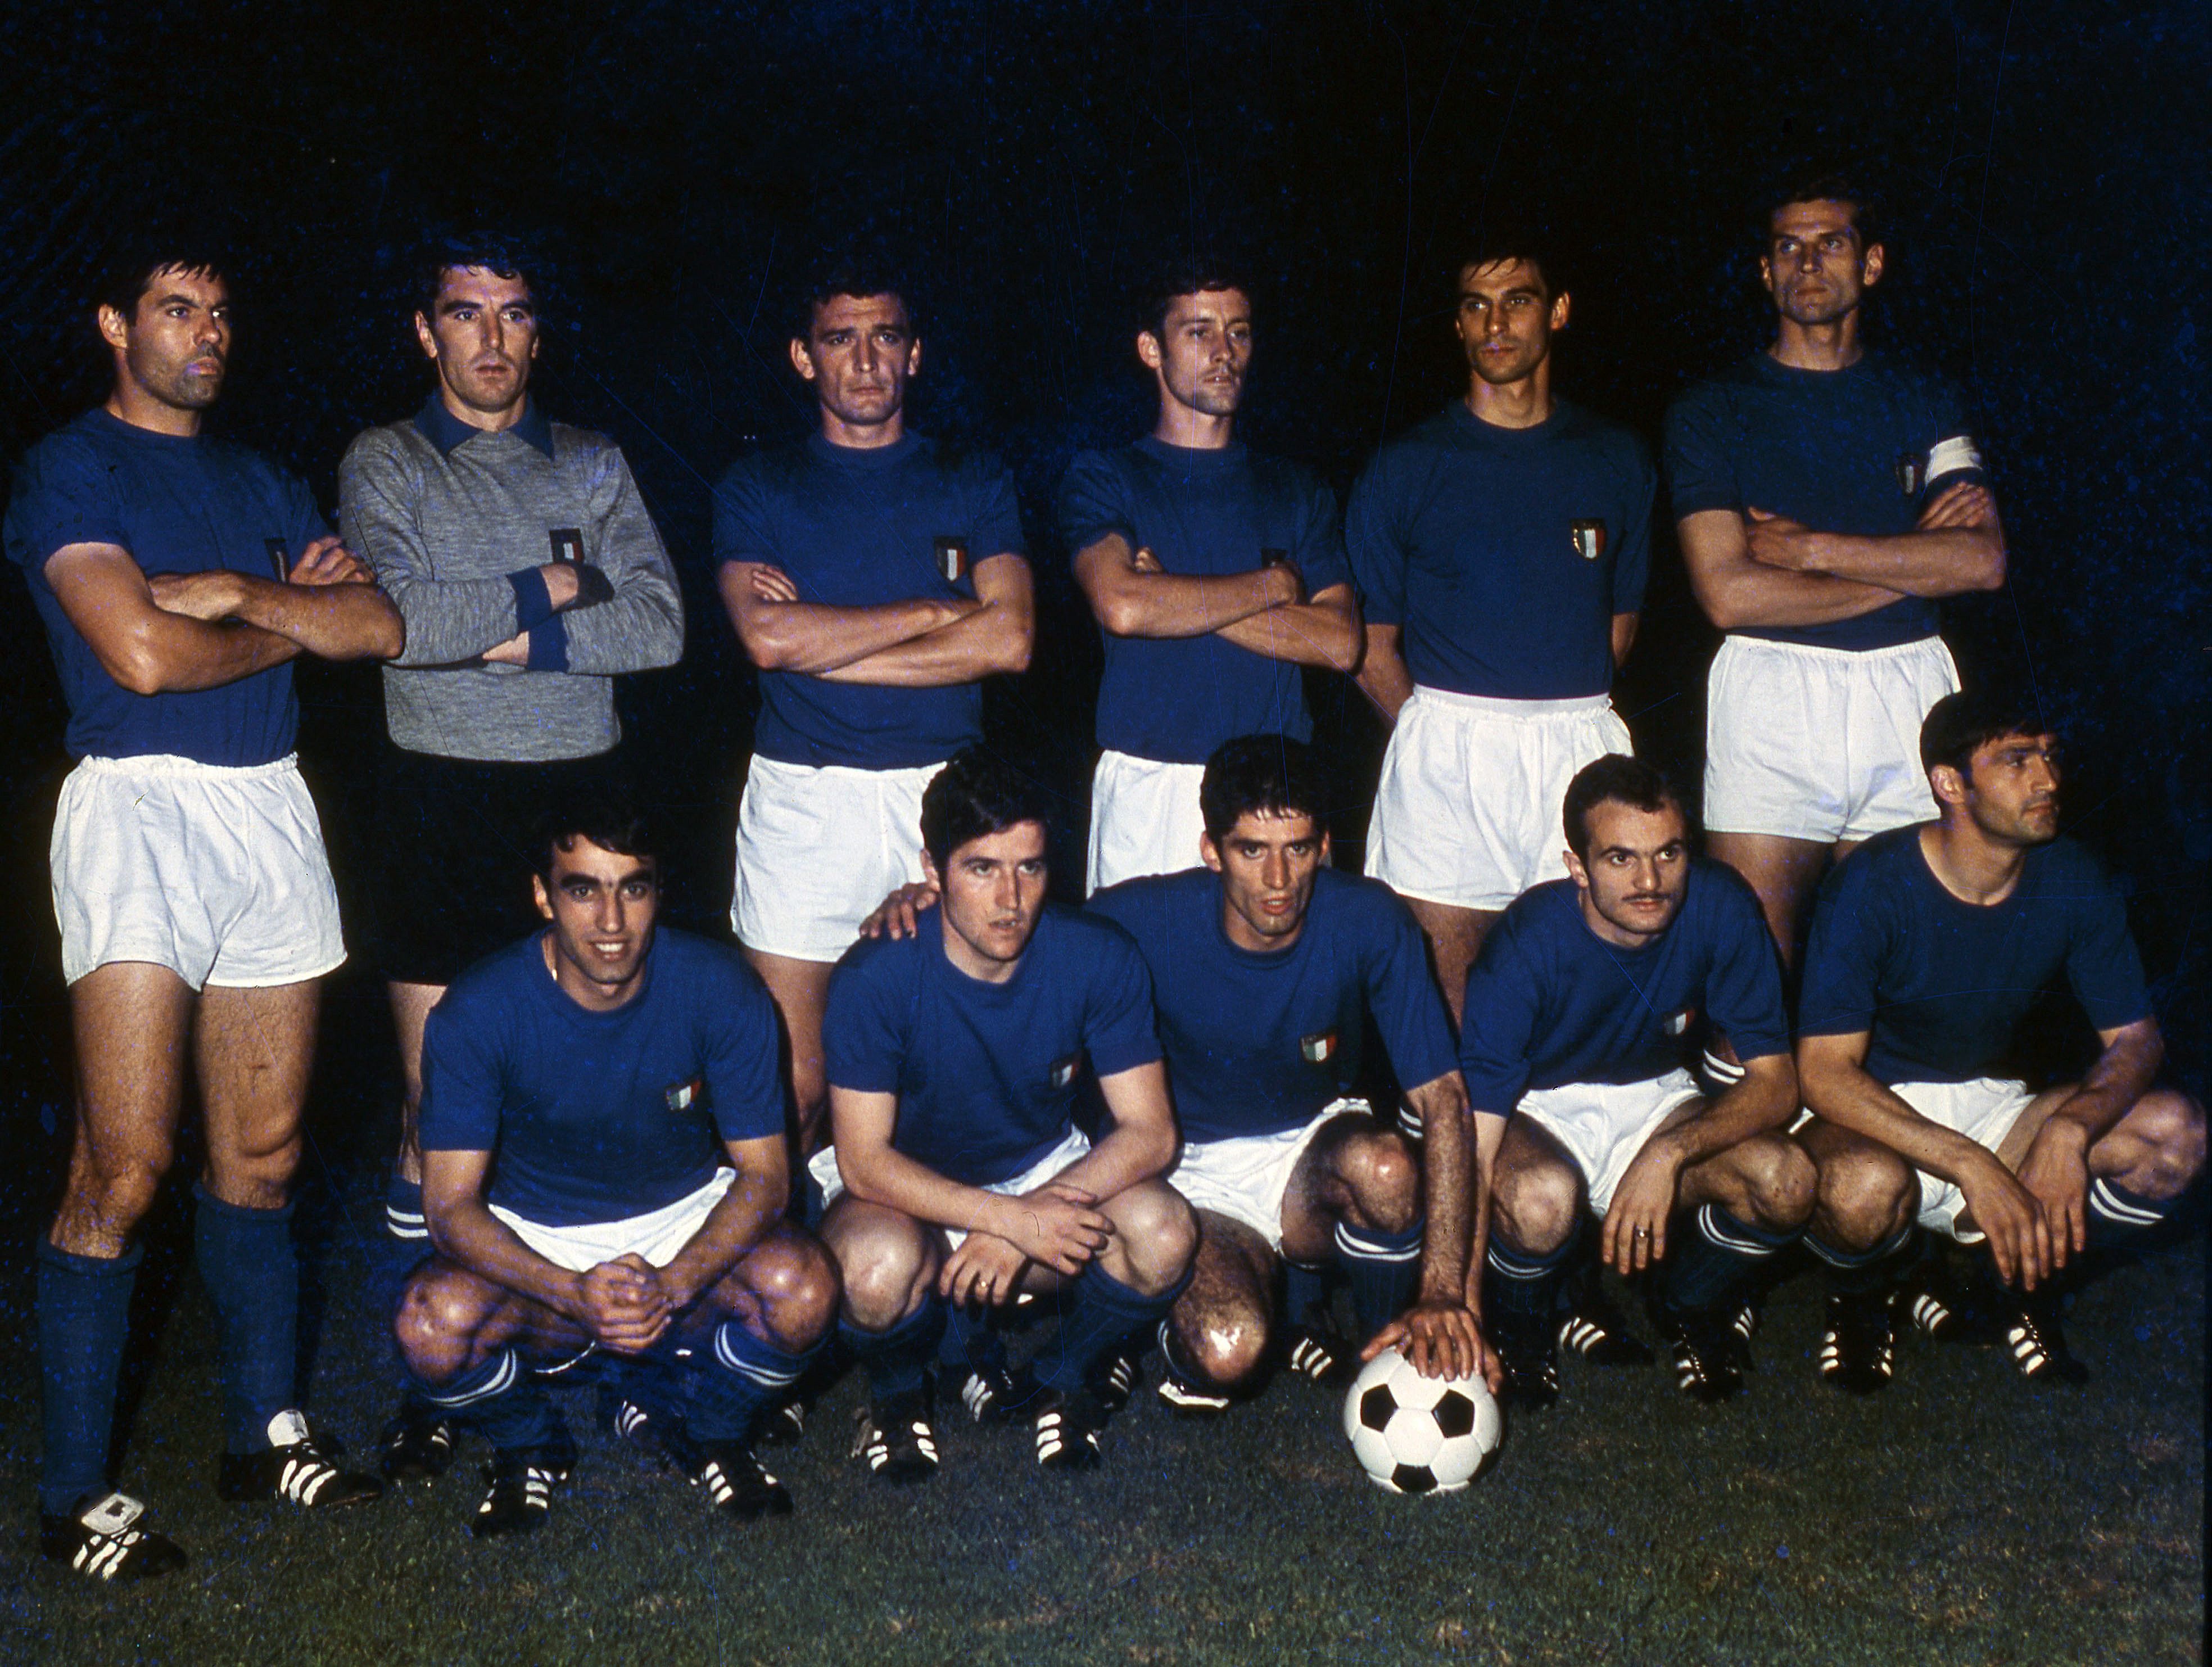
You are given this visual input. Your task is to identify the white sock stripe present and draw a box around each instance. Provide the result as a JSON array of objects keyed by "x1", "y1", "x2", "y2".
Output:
[
  {"x1": 712, "y1": 1326, "x2": 807, "y2": 1381},
  {"x1": 1485, "y1": 1243, "x2": 1563, "y2": 1280},
  {"x1": 424, "y1": 1348, "x2": 518, "y2": 1408},
  {"x1": 2089, "y1": 1178, "x2": 2165, "y2": 1226},
  {"x1": 1334, "y1": 1223, "x2": 1423, "y2": 1263},
  {"x1": 1697, "y1": 1205, "x2": 1784, "y2": 1257}
]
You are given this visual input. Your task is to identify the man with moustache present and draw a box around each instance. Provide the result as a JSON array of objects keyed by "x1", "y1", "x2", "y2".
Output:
[
  {"x1": 1060, "y1": 265, "x2": 1360, "y2": 891},
  {"x1": 6, "y1": 243, "x2": 403, "y2": 1581},
  {"x1": 339, "y1": 232, "x2": 684, "y2": 1479},
  {"x1": 714, "y1": 254, "x2": 1033, "y2": 1164},
  {"x1": 1664, "y1": 174, "x2": 2005, "y2": 966},
  {"x1": 1346, "y1": 231, "x2": 1653, "y2": 1026}
]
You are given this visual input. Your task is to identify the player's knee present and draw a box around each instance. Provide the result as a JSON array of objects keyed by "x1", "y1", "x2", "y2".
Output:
[
  {"x1": 1743, "y1": 1135, "x2": 1817, "y2": 1229},
  {"x1": 1493, "y1": 1160, "x2": 1579, "y2": 1255},
  {"x1": 76, "y1": 1155, "x2": 169, "y2": 1238},
  {"x1": 745, "y1": 1231, "x2": 842, "y2": 1347},
  {"x1": 1814, "y1": 1140, "x2": 1916, "y2": 1249},
  {"x1": 1171, "y1": 1299, "x2": 1268, "y2": 1390},
  {"x1": 835, "y1": 1229, "x2": 933, "y2": 1331},
  {"x1": 394, "y1": 1266, "x2": 491, "y2": 1380},
  {"x1": 1107, "y1": 1183, "x2": 1198, "y2": 1296},
  {"x1": 2128, "y1": 1090, "x2": 2206, "y2": 1198},
  {"x1": 1340, "y1": 1130, "x2": 1421, "y2": 1234}
]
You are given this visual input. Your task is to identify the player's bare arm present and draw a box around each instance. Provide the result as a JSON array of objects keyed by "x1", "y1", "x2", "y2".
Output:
[
  {"x1": 156, "y1": 537, "x2": 404, "y2": 661},
  {"x1": 1602, "y1": 1050, "x2": 1798, "y2": 1275},
  {"x1": 1361, "y1": 1071, "x2": 1503, "y2": 1387},
  {"x1": 1798, "y1": 1028, "x2": 2053, "y2": 1289},
  {"x1": 1074, "y1": 530, "x2": 1301, "y2": 639},
  {"x1": 1611, "y1": 611, "x2": 1637, "y2": 668},
  {"x1": 1035, "y1": 1059, "x2": 1180, "y2": 1202},
  {"x1": 717, "y1": 558, "x2": 976, "y2": 675},
  {"x1": 2014, "y1": 1017, "x2": 2165, "y2": 1260},
  {"x1": 809, "y1": 551, "x2": 1034, "y2": 685},
  {"x1": 1214, "y1": 579, "x2": 1362, "y2": 670},
  {"x1": 1354, "y1": 621, "x2": 1417, "y2": 721},
  {"x1": 649, "y1": 1132, "x2": 796, "y2": 1313},
  {"x1": 1743, "y1": 479, "x2": 2005, "y2": 595},
  {"x1": 46, "y1": 542, "x2": 320, "y2": 693},
  {"x1": 1677, "y1": 508, "x2": 1906, "y2": 631}
]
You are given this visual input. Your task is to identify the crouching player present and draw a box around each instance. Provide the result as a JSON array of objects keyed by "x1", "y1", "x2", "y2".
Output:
[
  {"x1": 1795, "y1": 692, "x2": 2204, "y2": 1389},
  {"x1": 817, "y1": 748, "x2": 1197, "y2": 1480},
  {"x1": 1464, "y1": 756, "x2": 1812, "y2": 1406},
  {"x1": 1088, "y1": 738, "x2": 1496, "y2": 1409},
  {"x1": 393, "y1": 796, "x2": 838, "y2": 1537}
]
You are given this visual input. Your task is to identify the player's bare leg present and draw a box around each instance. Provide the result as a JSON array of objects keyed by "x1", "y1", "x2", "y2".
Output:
[
  {"x1": 1706, "y1": 831, "x2": 1831, "y2": 968},
  {"x1": 1401, "y1": 898, "x2": 1498, "y2": 1028},
  {"x1": 386, "y1": 981, "x2": 444, "y2": 1188},
  {"x1": 51, "y1": 963, "x2": 195, "y2": 1257},
  {"x1": 1481, "y1": 1117, "x2": 1586, "y2": 1406},
  {"x1": 1281, "y1": 1115, "x2": 1425, "y2": 1375},
  {"x1": 821, "y1": 1198, "x2": 948, "y2": 1481},
  {"x1": 1161, "y1": 1210, "x2": 1275, "y2": 1405},
  {"x1": 1798, "y1": 1116, "x2": 1921, "y2": 1390},
  {"x1": 744, "y1": 949, "x2": 837, "y2": 1155}
]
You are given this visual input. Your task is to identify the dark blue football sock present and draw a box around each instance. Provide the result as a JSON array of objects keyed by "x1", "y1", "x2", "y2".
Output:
[
  {"x1": 1283, "y1": 1260, "x2": 1330, "y2": 1327},
  {"x1": 1806, "y1": 1222, "x2": 1915, "y2": 1296},
  {"x1": 1483, "y1": 1228, "x2": 1577, "y2": 1323},
  {"x1": 411, "y1": 1347, "x2": 555, "y2": 1451},
  {"x1": 37, "y1": 1240, "x2": 142, "y2": 1517},
  {"x1": 689, "y1": 1321, "x2": 820, "y2": 1443},
  {"x1": 1661, "y1": 1204, "x2": 1798, "y2": 1318},
  {"x1": 942, "y1": 1301, "x2": 1008, "y2": 1376},
  {"x1": 1335, "y1": 1217, "x2": 1425, "y2": 1340},
  {"x1": 2086, "y1": 1177, "x2": 2177, "y2": 1251},
  {"x1": 193, "y1": 1184, "x2": 298, "y2": 1451},
  {"x1": 367, "y1": 1169, "x2": 432, "y2": 1322},
  {"x1": 1038, "y1": 1262, "x2": 1190, "y2": 1394},
  {"x1": 839, "y1": 1300, "x2": 947, "y2": 1402}
]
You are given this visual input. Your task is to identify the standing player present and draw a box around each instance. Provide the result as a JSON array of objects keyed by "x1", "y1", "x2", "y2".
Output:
[
  {"x1": 395, "y1": 798, "x2": 838, "y2": 1536},
  {"x1": 715, "y1": 254, "x2": 1033, "y2": 1158},
  {"x1": 815, "y1": 749, "x2": 1196, "y2": 1480},
  {"x1": 1060, "y1": 266, "x2": 1360, "y2": 891},
  {"x1": 6, "y1": 247, "x2": 403, "y2": 1580},
  {"x1": 1664, "y1": 174, "x2": 2006, "y2": 964},
  {"x1": 1088, "y1": 738, "x2": 1496, "y2": 1409},
  {"x1": 1347, "y1": 231, "x2": 1652, "y2": 1024},
  {"x1": 1795, "y1": 693, "x2": 2202, "y2": 1390},
  {"x1": 1463, "y1": 757, "x2": 1812, "y2": 1406},
  {"x1": 339, "y1": 234, "x2": 682, "y2": 1288}
]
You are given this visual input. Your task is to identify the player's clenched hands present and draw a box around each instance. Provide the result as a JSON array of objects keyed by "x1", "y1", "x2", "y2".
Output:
[
  {"x1": 2015, "y1": 1117, "x2": 2091, "y2": 1270},
  {"x1": 1362, "y1": 1300, "x2": 1501, "y2": 1390},
  {"x1": 748, "y1": 564, "x2": 802, "y2": 603},
  {"x1": 857, "y1": 880, "x2": 942, "y2": 940},
  {"x1": 1601, "y1": 1137, "x2": 1684, "y2": 1275},
  {"x1": 938, "y1": 1232, "x2": 1029, "y2": 1307},
  {"x1": 1956, "y1": 1148, "x2": 2053, "y2": 1289},
  {"x1": 577, "y1": 1253, "x2": 673, "y2": 1352},
  {"x1": 1916, "y1": 480, "x2": 1996, "y2": 530},
  {"x1": 993, "y1": 1183, "x2": 1113, "y2": 1276}
]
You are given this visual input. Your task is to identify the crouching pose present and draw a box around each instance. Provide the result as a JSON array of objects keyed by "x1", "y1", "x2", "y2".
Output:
[
  {"x1": 394, "y1": 797, "x2": 838, "y2": 1537},
  {"x1": 1465, "y1": 756, "x2": 1812, "y2": 1406},
  {"x1": 1089, "y1": 738, "x2": 1496, "y2": 1409},
  {"x1": 817, "y1": 748, "x2": 1197, "y2": 1480},
  {"x1": 1796, "y1": 693, "x2": 2204, "y2": 1389}
]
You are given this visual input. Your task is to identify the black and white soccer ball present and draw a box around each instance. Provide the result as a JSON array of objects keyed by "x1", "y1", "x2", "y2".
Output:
[{"x1": 1342, "y1": 1346, "x2": 1501, "y2": 1495}]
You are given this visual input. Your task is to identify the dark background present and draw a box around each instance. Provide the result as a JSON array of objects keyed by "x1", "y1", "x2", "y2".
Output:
[{"x1": 2, "y1": 0, "x2": 2204, "y2": 1162}]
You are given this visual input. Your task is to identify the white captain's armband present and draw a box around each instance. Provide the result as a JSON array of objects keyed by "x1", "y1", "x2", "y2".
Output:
[{"x1": 1926, "y1": 435, "x2": 1983, "y2": 484}]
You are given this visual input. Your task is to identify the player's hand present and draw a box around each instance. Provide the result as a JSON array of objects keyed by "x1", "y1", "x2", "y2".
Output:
[
  {"x1": 288, "y1": 535, "x2": 375, "y2": 588},
  {"x1": 578, "y1": 1254, "x2": 672, "y2": 1352},
  {"x1": 1601, "y1": 1136, "x2": 1684, "y2": 1276},
  {"x1": 857, "y1": 880, "x2": 941, "y2": 940},
  {"x1": 1362, "y1": 1299, "x2": 1501, "y2": 1390},
  {"x1": 148, "y1": 569, "x2": 246, "y2": 620},
  {"x1": 481, "y1": 632, "x2": 530, "y2": 665},
  {"x1": 938, "y1": 1232, "x2": 1031, "y2": 1307},
  {"x1": 992, "y1": 1183, "x2": 1113, "y2": 1276},
  {"x1": 2015, "y1": 1117, "x2": 2091, "y2": 1268},
  {"x1": 1743, "y1": 507, "x2": 1822, "y2": 572},
  {"x1": 1956, "y1": 1148, "x2": 2054, "y2": 1290},
  {"x1": 748, "y1": 564, "x2": 801, "y2": 603},
  {"x1": 1128, "y1": 544, "x2": 1164, "y2": 573},
  {"x1": 1259, "y1": 556, "x2": 1304, "y2": 605},
  {"x1": 1916, "y1": 480, "x2": 1996, "y2": 531}
]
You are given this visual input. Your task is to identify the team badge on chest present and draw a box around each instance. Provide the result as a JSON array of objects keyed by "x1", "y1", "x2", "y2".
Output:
[
  {"x1": 1300, "y1": 1031, "x2": 1339, "y2": 1064},
  {"x1": 1048, "y1": 1054, "x2": 1080, "y2": 1091},
  {"x1": 934, "y1": 536, "x2": 969, "y2": 582},
  {"x1": 1569, "y1": 520, "x2": 1607, "y2": 562},
  {"x1": 1894, "y1": 453, "x2": 1923, "y2": 497},
  {"x1": 1663, "y1": 1008, "x2": 1698, "y2": 1037},
  {"x1": 665, "y1": 1078, "x2": 705, "y2": 1113}
]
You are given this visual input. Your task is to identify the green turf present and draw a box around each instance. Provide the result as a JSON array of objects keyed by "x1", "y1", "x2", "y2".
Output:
[{"x1": 1, "y1": 1182, "x2": 2199, "y2": 1667}]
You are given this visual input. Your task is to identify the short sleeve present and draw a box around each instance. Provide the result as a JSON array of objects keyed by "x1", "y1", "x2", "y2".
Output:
[
  {"x1": 1290, "y1": 468, "x2": 1353, "y2": 596},
  {"x1": 1343, "y1": 451, "x2": 1406, "y2": 626},
  {"x1": 710, "y1": 455, "x2": 775, "y2": 568},
  {"x1": 6, "y1": 435, "x2": 129, "y2": 575},
  {"x1": 1455, "y1": 917, "x2": 1544, "y2": 1115},
  {"x1": 1362, "y1": 889, "x2": 1459, "y2": 1091},
  {"x1": 1699, "y1": 875, "x2": 1790, "y2": 1061},
  {"x1": 1611, "y1": 441, "x2": 1656, "y2": 615},
  {"x1": 702, "y1": 955, "x2": 789, "y2": 1144},
  {"x1": 1661, "y1": 384, "x2": 1741, "y2": 520},
  {"x1": 281, "y1": 468, "x2": 331, "y2": 553},
  {"x1": 418, "y1": 993, "x2": 509, "y2": 1153},
  {"x1": 1054, "y1": 450, "x2": 1137, "y2": 554},
  {"x1": 2064, "y1": 859, "x2": 2153, "y2": 1034},
  {"x1": 967, "y1": 457, "x2": 1028, "y2": 560},
  {"x1": 822, "y1": 945, "x2": 913, "y2": 1095},
  {"x1": 1797, "y1": 861, "x2": 1889, "y2": 1039},
  {"x1": 1082, "y1": 924, "x2": 1164, "y2": 1079}
]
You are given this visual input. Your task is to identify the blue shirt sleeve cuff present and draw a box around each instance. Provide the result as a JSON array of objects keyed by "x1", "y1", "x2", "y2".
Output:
[
  {"x1": 508, "y1": 567, "x2": 557, "y2": 632},
  {"x1": 525, "y1": 611, "x2": 571, "y2": 672}
]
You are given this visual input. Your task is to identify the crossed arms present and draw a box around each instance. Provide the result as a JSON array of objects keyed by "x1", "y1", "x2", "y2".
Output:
[
  {"x1": 720, "y1": 550, "x2": 1033, "y2": 685},
  {"x1": 1073, "y1": 532, "x2": 1360, "y2": 671}
]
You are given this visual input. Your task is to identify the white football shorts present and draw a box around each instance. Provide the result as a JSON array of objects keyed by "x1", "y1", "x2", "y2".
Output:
[
  {"x1": 1888, "y1": 1077, "x2": 2037, "y2": 1244},
  {"x1": 810, "y1": 1126, "x2": 1093, "y2": 1251},
  {"x1": 50, "y1": 752, "x2": 345, "y2": 990},
  {"x1": 1517, "y1": 1069, "x2": 1706, "y2": 1218},
  {"x1": 491, "y1": 1168, "x2": 737, "y2": 1272},
  {"x1": 1170, "y1": 1097, "x2": 1369, "y2": 1252},
  {"x1": 1365, "y1": 689, "x2": 1631, "y2": 912},
  {"x1": 732, "y1": 756, "x2": 944, "y2": 963},
  {"x1": 1085, "y1": 749, "x2": 1209, "y2": 895},
  {"x1": 1704, "y1": 634, "x2": 1958, "y2": 844}
]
